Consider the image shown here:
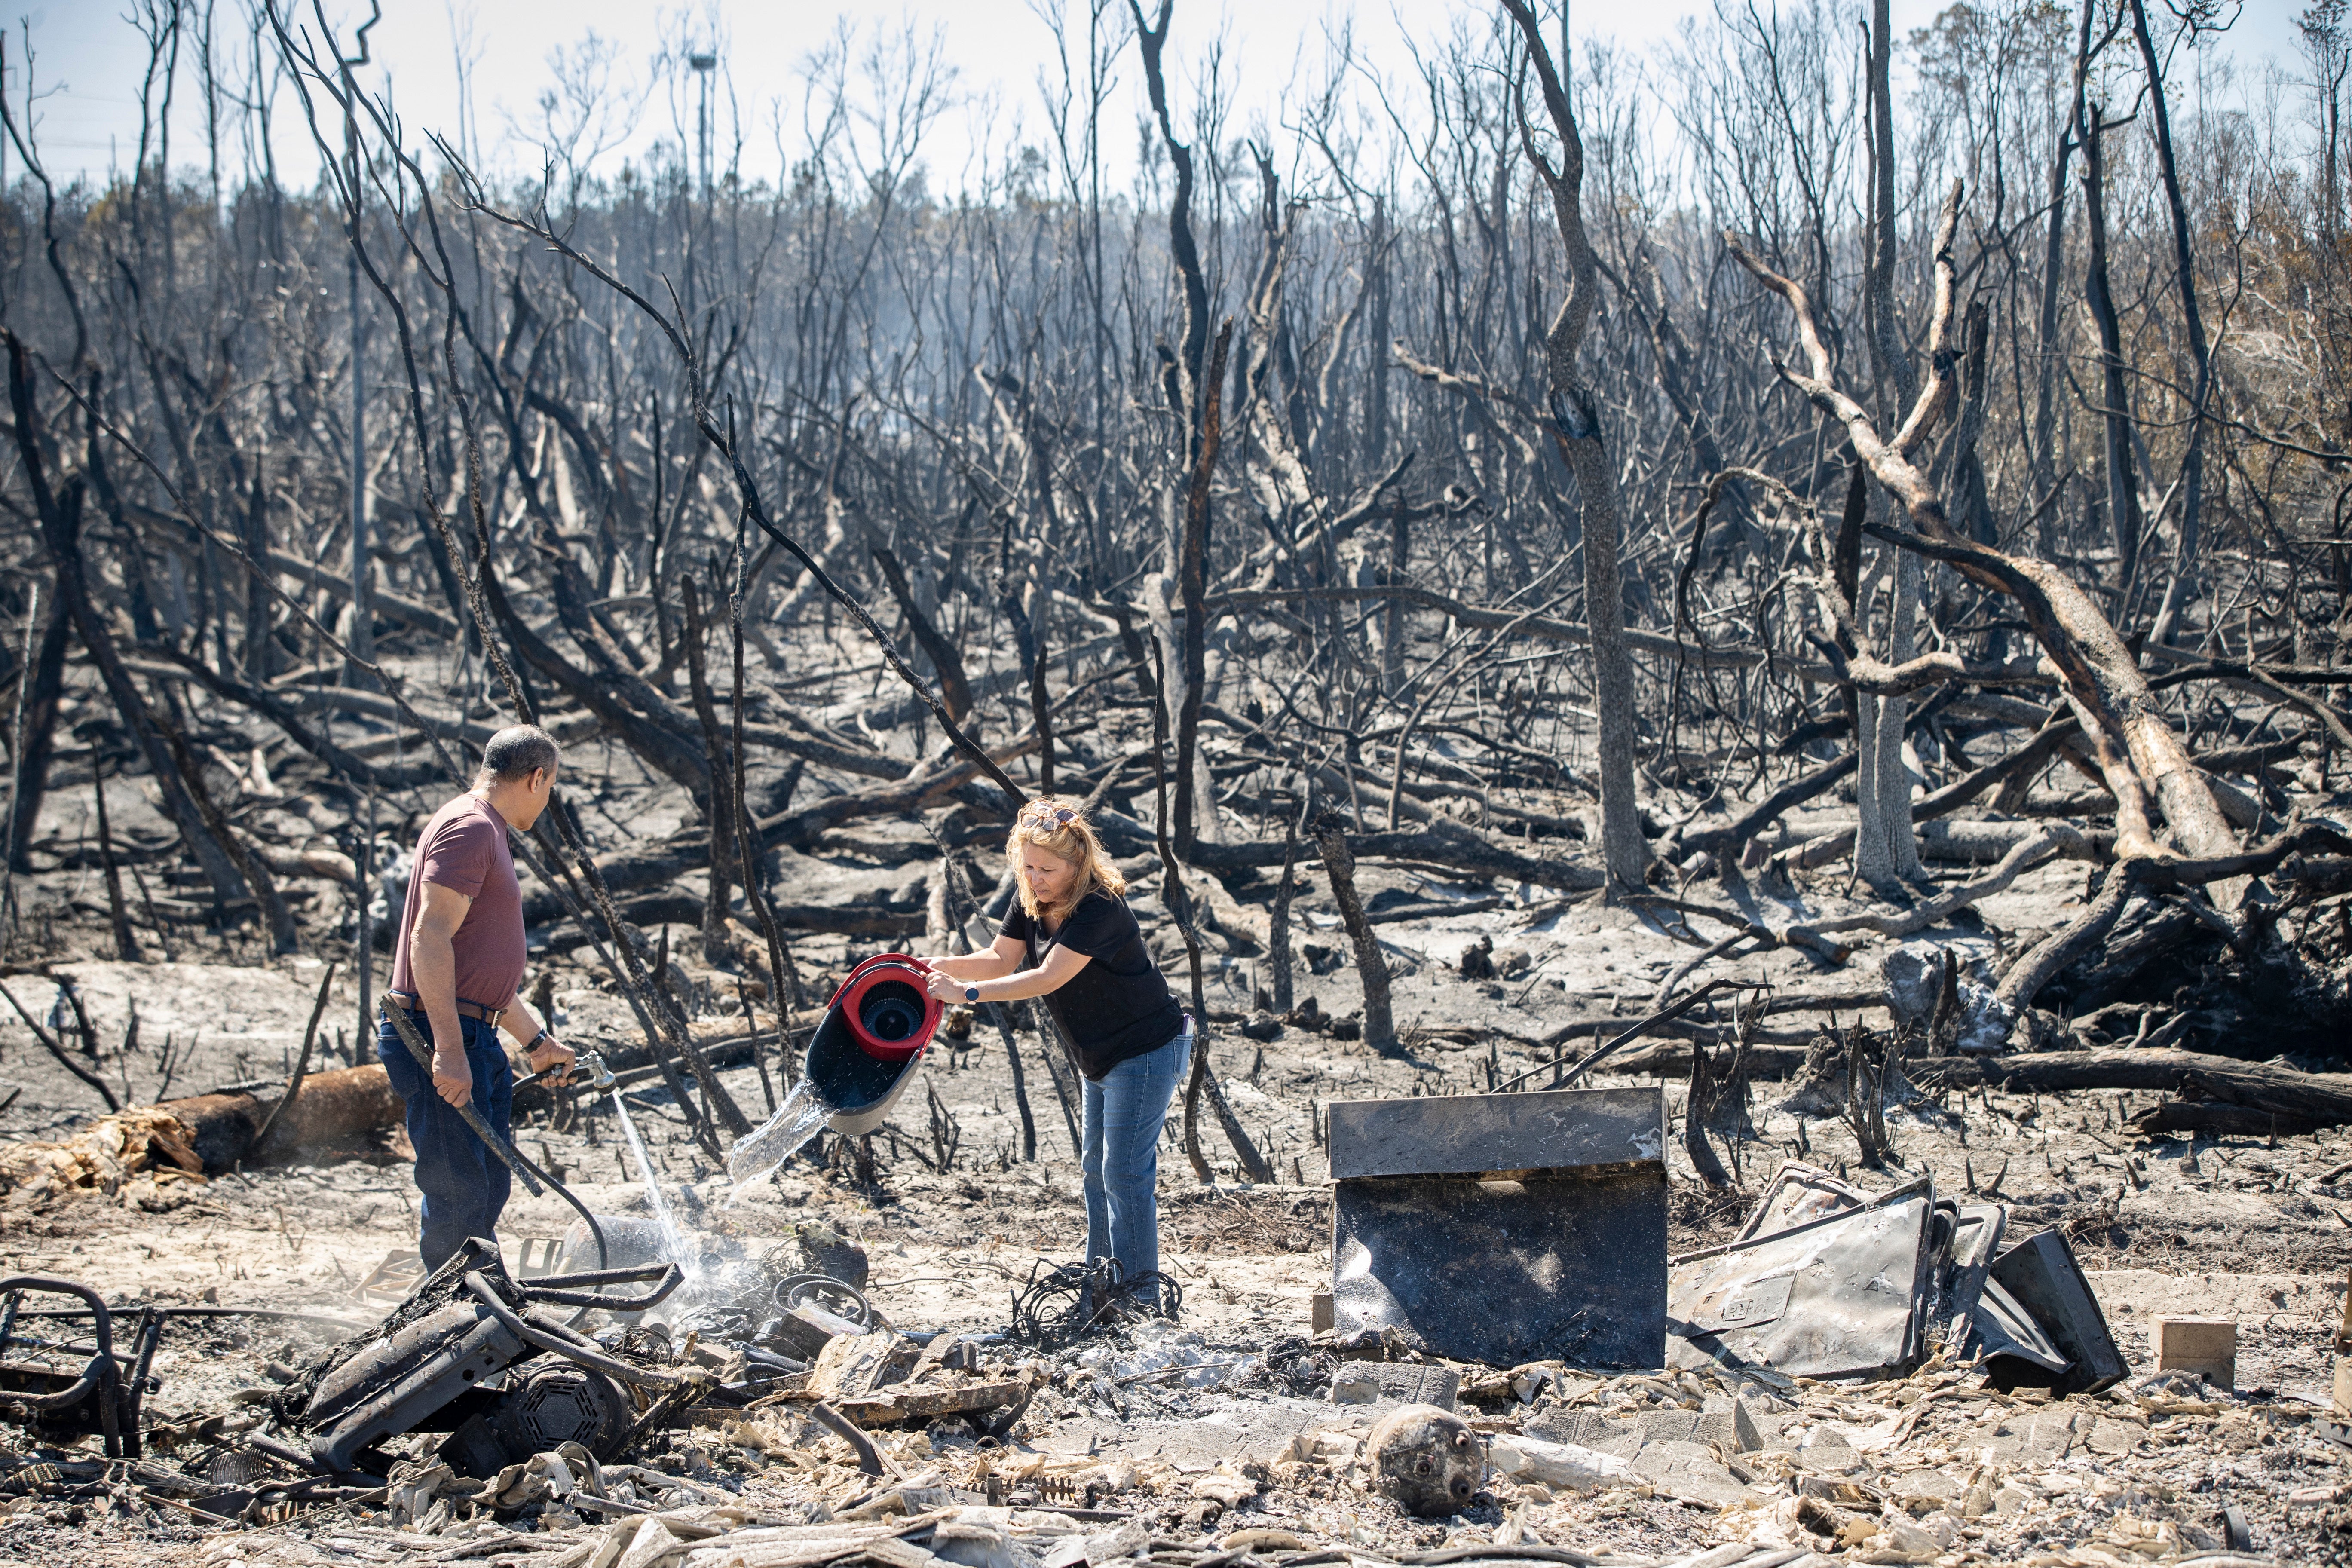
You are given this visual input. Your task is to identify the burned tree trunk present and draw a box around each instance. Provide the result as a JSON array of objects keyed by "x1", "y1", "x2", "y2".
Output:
[
  {"x1": 2082, "y1": 108, "x2": 2141, "y2": 593},
  {"x1": 6, "y1": 588, "x2": 68, "y2": 875},
  {"x1": 5, "y1": 339, "x2": 247, "y2": 911},
  {"x1": 1312, "y1": 810, "x2": 1396, "y2": 1055},
  {"x1": 1726, "y1": 190, "x2": 2241, "y2": 889},
  {"x1": 681, "y1": 579, "x2": 738, "y2": 967},
  {"x1": 1497, "y1": 0, "x2": 1647, "y2": 896}
]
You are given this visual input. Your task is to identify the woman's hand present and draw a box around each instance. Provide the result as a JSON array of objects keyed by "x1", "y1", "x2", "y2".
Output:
[{"x1": 924, "y1": 968, "x2": 970, "y2": 1004}]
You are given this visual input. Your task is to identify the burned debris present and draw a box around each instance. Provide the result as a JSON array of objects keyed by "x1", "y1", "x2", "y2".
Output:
[
  {"x1": 6, "y1": 1041, "x2": 2346, "y2": 1567},
  {"x1": 0, "y1": 0, "x2": 2351, "y2": 1556},
  {"x1": 1326, "y1": 1086, "x2": 1667, "y2": 1369},
  {"x1": 1666, "y1": 1161, "x2": 2125, "y2": 1394}
]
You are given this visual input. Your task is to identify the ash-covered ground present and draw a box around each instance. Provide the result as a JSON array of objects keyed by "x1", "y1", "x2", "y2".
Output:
[{"x1": 2, "y1": 834, "x2": 2349, "y2": 1566}]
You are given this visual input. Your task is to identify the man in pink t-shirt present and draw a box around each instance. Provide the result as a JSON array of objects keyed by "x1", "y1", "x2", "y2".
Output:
[{"x1": 380, "y1": 725, "x2": 576, "y2": 1269}]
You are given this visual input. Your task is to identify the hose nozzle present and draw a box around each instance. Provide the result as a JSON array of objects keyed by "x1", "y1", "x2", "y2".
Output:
[{"x1": 580, "y1": 1050, "x2": 617, "y2": 1091}]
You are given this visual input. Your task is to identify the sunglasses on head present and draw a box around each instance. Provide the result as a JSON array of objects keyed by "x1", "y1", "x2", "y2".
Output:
[{"x1": 1021, "y1": 805, "x2": 1079, "y2": 828}]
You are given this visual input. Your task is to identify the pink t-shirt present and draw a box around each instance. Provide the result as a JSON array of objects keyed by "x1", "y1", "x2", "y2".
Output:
[{"x1": 389, "y1": 795, "x2": 527, "y2": 1013}]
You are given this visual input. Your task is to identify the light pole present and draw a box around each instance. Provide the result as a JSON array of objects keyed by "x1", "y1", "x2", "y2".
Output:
[{"x1": 689, "y1": 52, "x2": 717, "y2": 202}]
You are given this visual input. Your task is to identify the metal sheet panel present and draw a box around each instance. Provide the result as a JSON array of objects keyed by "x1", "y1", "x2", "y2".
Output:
[
  {"x1": 1681, "y1": 1271, "x2": 1795, "y2": 1335},
  {"x1": 1733, "y1": 1161, "x2": 1876, "y2": 1244},
  {"x1": 1325, "y1": 1087, "x2": 1666, "y2": 1181},
  {"x1": 1988, "y1": 1228, "x2": 2126, "y2": 1394},
  {"x1": 1668, "y1": 1196, "x2": 1937, "y2": 1381},
  {"x1": 1967, "y1": 1277, "x2": 2070, "y2": 1373},
  {"x1": 1332, "y1": 1166, "x2": 1668, "y2": 1369},
  {"x1": 1935, "y1": 1203, "x2": 2009, "y2": 1354}
]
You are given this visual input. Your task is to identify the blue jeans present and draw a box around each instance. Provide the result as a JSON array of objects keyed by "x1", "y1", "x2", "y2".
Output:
[
  {"x1": 1080, "y1": 1024, "x2": 1189, "y2": 1286},
  {"x1": 377, "y1": 1012, "x2": 514, "y2": 1274}
]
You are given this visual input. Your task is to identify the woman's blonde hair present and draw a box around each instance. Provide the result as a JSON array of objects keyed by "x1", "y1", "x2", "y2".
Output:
[{"x1": 1006, "y1": 795, "x2": 1127, "y2": 924}]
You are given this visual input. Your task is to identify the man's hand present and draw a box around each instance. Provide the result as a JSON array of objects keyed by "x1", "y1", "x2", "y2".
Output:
[
  {"x1": 527, "y1": 1033, "x2": 577, "y2": 1084},
  {"x1": 431, "y1": 1041, "x2": 474, "y2": 1109}
]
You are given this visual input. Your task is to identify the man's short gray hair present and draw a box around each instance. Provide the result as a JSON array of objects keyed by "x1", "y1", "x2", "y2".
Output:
[{"x1": 481, "y1": 724, "x2": 560, "y2": 782}]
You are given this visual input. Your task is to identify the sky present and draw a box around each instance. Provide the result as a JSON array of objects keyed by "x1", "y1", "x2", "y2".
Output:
[{"x1": 0, "y1": 0, "x2": 2318, "y2": 198}]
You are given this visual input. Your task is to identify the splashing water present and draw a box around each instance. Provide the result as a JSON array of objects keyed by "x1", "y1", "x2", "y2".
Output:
[
  {"x1": 723, "y1": 1076, "x2": 831, "y2": 1203},
  {"x1": 607, "y1": 1084, "x2": 692, "y2": 1268}
]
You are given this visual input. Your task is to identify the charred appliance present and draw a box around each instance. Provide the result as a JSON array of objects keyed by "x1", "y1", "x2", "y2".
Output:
[{"x1": 270, "y1": 1237, "x2": 684, "y2": 1478}]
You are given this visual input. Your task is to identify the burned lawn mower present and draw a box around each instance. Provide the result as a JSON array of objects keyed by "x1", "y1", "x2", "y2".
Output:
[{"x1": 260, "y1": 1237, "x2": 692, "y2": 1482}]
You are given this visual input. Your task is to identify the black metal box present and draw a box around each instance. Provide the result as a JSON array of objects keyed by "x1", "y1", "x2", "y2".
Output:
[{"x1": 1327, "y1": 1086, "x2": 1667, "y2": 1369}]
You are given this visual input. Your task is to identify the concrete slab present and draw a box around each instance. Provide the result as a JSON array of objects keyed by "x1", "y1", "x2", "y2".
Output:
[
  {"x1": 1627, "y1": 1440, "x2": 1750, "y2": 1508},
  {"x1": 1028, "y1": 1398, "x2": 1331, "y2": 1468},
  {"x1": 1984, "y1": 1407, "x2": 2086, "y2": 1465},
  {"x1": 1327, "y1": 1362, "x2": 1461, "y2": 1411},
  {"x1": 1522, "y1": 1410, "x2": 1636, "y2": 1451}
]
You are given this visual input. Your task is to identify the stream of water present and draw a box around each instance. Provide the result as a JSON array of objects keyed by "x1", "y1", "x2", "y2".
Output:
[
  {"x1": 607, "y1": 1084, "x2": 692, "y2": 1267},
  {"x1": 723, "y1": 1076, "x2": 831, "y2": 1202},
  {"x1": 593, "y1": 1070, "x2": 836, "y2": 1335}
]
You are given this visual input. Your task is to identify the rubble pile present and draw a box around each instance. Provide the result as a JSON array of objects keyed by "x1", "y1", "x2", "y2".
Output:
[{"x1": 0, "y1": 1108, "x2": 207, "y2": 1210}]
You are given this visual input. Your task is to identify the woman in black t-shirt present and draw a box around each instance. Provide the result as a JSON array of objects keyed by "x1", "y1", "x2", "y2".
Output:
[{"x1": 922, "y1": 797, "x2": 1188, "y2": 1299}]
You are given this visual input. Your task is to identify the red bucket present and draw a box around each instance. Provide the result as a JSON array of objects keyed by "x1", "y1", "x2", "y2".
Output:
[{"x1": 831, "y1": 954, "x2": 941, "y2": 1062}]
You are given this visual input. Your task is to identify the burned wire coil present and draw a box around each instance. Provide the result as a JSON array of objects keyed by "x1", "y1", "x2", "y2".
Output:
[{"x1": 1007, "y1": 1259, "x2": 1180, "y2": 1351}]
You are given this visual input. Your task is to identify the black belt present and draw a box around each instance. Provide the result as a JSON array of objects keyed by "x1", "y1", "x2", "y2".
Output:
[{"x1": 385, "y1": 991, "x2": 505, "y2": 1028}]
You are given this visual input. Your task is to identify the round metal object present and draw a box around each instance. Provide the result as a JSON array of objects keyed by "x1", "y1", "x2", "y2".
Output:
[
  {"x1": 488, "y1": 1356, "x2": 631, "y2": 1462},
  {"x1": 773, "y1": 1273, "x2": 871, "y2": 1328}
]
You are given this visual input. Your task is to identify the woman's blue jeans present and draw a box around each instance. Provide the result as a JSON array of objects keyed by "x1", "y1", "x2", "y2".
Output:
[{"x1": 1079, "y1": 1024, "x2": 1189, "y2": 1286}]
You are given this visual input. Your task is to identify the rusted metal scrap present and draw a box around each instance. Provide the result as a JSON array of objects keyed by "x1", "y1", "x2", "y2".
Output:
[{"x1": 1326, "y1": 1085, "x2": 1668, "y2": 1368}]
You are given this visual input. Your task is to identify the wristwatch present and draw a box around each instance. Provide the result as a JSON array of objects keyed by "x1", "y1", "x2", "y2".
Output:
[{"x1": 965, "y1": 985, "x2": 980, "y2": 1003}]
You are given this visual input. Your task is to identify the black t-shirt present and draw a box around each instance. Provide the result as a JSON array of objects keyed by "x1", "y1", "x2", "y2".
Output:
[{"x1": 1000, "y1": 891, "x2": 1184, "y2": 1081}]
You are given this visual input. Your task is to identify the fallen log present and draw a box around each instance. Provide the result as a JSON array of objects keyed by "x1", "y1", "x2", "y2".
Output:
[
  {"x1": 2282, "y1": 855, "x2": 2352, "y2": 899},
  {"x1": 0, "y1": 1063, "x2": 406, "y2": 1190},
  {"x1": 1188, "y1": 817, "x2": 1608, "y2": 892},
  {"x1": 1768, "y1": 815, "x2": 2116, "y2": 873},
  {"x1": 0, "y1": 1009, "x2": 796, "y2": 1199},
  {"x1": 165, "y1": 1067, "x2": 405, "y2": 1171},
  {"x1": 520, "y1": 836, "x2": 707, "y2": 926},
  {"x1": 1600, "y1": 1041, "x2": 1812, "y2": 1079},
  {"x1": 2049, "y1": 903, "x2": 2205, "y2": 1013},
  {"x1": 1906, "y1": 1048, "x2": 2352, "y2": 1127}
]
